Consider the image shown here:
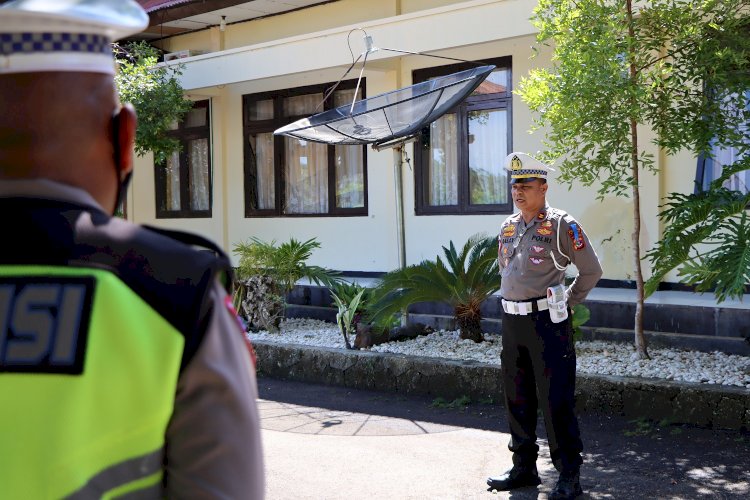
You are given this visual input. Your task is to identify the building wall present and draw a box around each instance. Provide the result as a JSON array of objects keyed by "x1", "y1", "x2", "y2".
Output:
[{"x1": 130, "y1": 0, "x2": 702, "y2": 283}]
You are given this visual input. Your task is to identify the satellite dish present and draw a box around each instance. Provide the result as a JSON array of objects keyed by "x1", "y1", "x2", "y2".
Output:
[{"x1": 273, "y1": 32, "x2": 494, "y2": 148}]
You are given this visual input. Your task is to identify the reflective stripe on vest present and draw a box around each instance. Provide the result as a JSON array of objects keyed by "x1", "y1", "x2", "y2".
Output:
[{"x1": 0, "y1": 266, "x2": 184, "y2": 499}]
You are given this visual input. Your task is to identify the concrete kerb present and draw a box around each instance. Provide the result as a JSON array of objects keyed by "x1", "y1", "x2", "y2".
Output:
[{"x1": 253, "y1": 341, "x2": 750, "y2": 431}]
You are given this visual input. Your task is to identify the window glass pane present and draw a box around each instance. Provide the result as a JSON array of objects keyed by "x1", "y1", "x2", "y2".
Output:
[
  {"x1": 249, "y1": 99, "x2": 274, "y2": 120},
  {"x1": 700, "y1": 90, "x2": 750, "y2": 194},
  {"x1": 185, "y1": 105, "x2": 207, "y2": 127},
  {"x1": 335, "y1": 145, "x2": 364, "y2": 208},
  {"x1": 707, "y1": 145, "x2": 750, "y2": 193},
  {"x1": 333, "y1": 87, "x2": 362, "y2": 109},
  {"x1": 283, "y1": 93, "x2": 323, "y2": 116},
  {"x1": 164, "y1": 151, "x2": 181, "y2": 211},
  {"x1": 473, "y1": 68, "x2": 508, "y2": 95},
  {"x1": 188, "y1": 138, "x2": 210, "y2": 211},
  {"x1": 469, "y1": 108, "x2": 508, "y2": 205},
  {"x1": 248, "y1": 133, "x2": 275, "y2": 210},
  {"x1": 426, "y1": 114, "x2": 458, "y2": 206},
  {"x1": 284, "y1": 138, "x2": 328, "y2": 214}
]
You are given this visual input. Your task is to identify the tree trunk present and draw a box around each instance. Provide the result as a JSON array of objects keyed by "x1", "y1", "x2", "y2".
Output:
[
  {"x1": 627, "y1": 0, "x2": 650, "y2": 359},
  {"x1": 455, "y1": 306, "x2": 484, "y2": 343}
]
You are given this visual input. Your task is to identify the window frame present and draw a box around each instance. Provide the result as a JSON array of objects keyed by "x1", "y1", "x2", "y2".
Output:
[
  {"x1": 154, "y1": 99, "x2": 213, "y2": 219},
  {"x1": 413, "y1": 56, "x2": 513, "y2": 215},
  {"x1": 242, "y1": 80, "x2": 369, "y2": 218}
]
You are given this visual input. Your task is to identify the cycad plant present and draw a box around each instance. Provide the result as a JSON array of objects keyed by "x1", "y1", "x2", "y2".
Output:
[
  {"x1": 233, "y1": 237, "x2": 340, "y2": 331},
  {"x1": 366, "y1": 234, "x2": 500, "y2": 343}
]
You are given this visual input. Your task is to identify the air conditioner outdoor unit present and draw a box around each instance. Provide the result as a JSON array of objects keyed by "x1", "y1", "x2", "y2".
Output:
[{"x1": 164, "y1": 50, "x2": 204, "y2": 62}]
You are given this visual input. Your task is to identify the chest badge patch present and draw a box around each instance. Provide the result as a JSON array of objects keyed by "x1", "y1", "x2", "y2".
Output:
[
  {"x1": 568, "y1": 223, "x2": 586, "y2": 250},
  {"x1": 529, "y1": 257, "x2": 544, "y2": 265},
  {"x1": 540, "y1": 220, "x2": 553, "y2": 228},
  {"x1": 531, "y1": 245, "x2": 545, "y2": 254},
  {"x1": 503, "y1": 224, "x2": 516, "y2": 237},
  {"x1": 536, "y1": 227, "x2": 552, "y2": 236}
]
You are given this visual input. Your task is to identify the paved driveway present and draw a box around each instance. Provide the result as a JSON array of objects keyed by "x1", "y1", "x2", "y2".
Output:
[{"x1": 257, "y1": 378, "x2": 749, "y2": 499}]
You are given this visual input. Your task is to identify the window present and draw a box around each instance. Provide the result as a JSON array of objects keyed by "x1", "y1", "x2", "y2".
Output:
[
  {"x1": 695, "y1": 91, "x2": 750, "y2": 195},
  {"x1": 154, "y1": 100, "x2": 212, "y2": 218},
  {"x1": 243, "y1": 80, "x2": 368, "y2": 217},
  {"x1": 413, "y1": 57, "x2": 513, "y2": 215}
]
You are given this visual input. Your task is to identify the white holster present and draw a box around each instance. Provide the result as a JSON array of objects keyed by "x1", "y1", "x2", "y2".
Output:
[{"x1": 546, "y1": 284, "x2": 568, "y2": 323}]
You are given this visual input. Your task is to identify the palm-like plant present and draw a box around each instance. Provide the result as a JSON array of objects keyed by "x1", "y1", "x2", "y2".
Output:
[
  {"x1": 366, "y1": 234, "x2": 500, "y2": 343},
  {"x1": 233, "y1": 237, "x2": 341, "y2": 331}
]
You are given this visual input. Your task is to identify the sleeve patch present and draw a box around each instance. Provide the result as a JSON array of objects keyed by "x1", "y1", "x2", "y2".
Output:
[{"x1": 568, "y1": 223, "x2": 586, "y2": 251}]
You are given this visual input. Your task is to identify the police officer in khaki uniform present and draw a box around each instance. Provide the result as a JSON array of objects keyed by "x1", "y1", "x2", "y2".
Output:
[
  {"x1": 487, "y1": 153, "x2": 602, "y2": 499},
  {"x1": 0, "y1": 1, "x2": 264, "y2": 498}
]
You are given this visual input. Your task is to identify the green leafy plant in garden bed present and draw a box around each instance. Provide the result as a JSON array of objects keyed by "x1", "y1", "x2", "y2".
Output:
[
  {"x1": 233, "y1": 237, "x2": 340, "y2": 332},
  {"x1": 366, "y1": 233, "x2": 500, "y2": 343}
]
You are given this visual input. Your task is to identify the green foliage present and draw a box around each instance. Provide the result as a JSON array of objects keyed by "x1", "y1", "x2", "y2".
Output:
[
  {"x1": 518, "y1": 0, "x2": 750, "y2": 303},
  {"x1": 233, "y1": 237, "x2": 340, "y2": 296},
  {"x1": 114, "y1": 41, "x2": 194, "y2": 164},
  {"x1": 571, "y1": 303, "x2": 591, "y2": 342},
  {"x1": 366, "y1": 234, "x2": 499, "y2": 342},
  {"x1": 646, "y1": 190, "x2": 750, "y2": 301},
  {"x1": 329, "y1": 281, "x2": 371, "y2": 311},
  {"x1": 330, "y1": 287, "x2": 366, "y2": 350},
  {"x1": 430, "y1": 395, "x2": 472, "y2": 409}
]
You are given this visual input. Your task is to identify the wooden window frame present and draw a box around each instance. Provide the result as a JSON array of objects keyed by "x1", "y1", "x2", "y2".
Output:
[
  {"x1": 413, "y1": 56, "x2": 513, "y2": 215},
  {"x1": 242, "y1": 80, "x2": 369, "y2": 218},
  {"x1": 154, "y1": 100, "x2": 212, "y2": 219}
]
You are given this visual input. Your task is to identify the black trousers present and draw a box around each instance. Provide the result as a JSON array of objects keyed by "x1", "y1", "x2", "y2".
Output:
[{"x1": 501, "y1": 309, "x2": 583, "y2": 473}]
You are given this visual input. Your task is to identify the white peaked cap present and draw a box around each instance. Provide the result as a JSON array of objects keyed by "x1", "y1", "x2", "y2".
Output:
[
  {"x1": 503, "y1": 152, "x2": 556, "y2": 184},
  {"x1": 0, "y1": 0, "x2": 149, "y2": 75}
]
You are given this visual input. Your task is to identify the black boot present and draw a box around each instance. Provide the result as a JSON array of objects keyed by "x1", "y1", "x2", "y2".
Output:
[
  {"x1": 549, "y1": 470, "x2": 583, "y2": 500},
  {"x1": 486, "y1": 464, "x2": 541, "y2": 491}
]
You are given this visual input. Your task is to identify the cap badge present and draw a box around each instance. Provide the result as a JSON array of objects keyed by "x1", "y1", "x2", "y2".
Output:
[{"x1": 510, "y1": 155, "x2": 523, "y2": 171}]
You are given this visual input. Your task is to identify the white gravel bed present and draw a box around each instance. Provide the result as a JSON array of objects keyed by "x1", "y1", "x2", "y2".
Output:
[{"x1": 248, "y1": 318, "x2": 750, "y2": 389}]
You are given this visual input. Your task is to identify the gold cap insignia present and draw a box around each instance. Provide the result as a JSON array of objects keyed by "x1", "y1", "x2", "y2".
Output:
[{"x1": 510, "y1": 155, "x2": 522, "y2": 171}]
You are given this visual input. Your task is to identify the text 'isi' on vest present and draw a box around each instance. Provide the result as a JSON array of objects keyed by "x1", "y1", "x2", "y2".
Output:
[{"x1": 0, "y1": 277, "x2": 94, "y2": 374}]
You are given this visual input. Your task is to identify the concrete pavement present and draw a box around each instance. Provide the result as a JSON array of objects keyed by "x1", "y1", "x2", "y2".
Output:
[{"x1": 258, "y1": 378, "x2": 750, "y2": 500}]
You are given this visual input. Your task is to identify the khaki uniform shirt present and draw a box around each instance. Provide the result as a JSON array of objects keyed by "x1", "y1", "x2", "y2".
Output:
[{"x1": 498, "y1": 203, "x2": 603, "y2": 307}]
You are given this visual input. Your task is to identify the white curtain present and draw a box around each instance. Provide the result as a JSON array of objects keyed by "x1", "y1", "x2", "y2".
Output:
[
  {"x1": 712, "y1": 145, "x2": 749, "y2": 192},
  {"x1": 189, "y1": 138, "x2": 210, "y2": 211},
  {"x1": 283, "y1": 93, "x2": 328, "y2": 213},
  {"x1": 334, "y1": 88, "x2": 364, "y2": 208},
  {"x1": 250, "y1": 99, "x2": 274, "y2": 120},
  {"x1": 710, "y1": 91, "x2": 750, "y2": 193},
  {"x1": 165, "y1": 150, "x2": 181, "y2": 211},
  {"x1": 468, "y1": 108, "x2": 507, "y2": 204},
  {"x1": 251, "y1": 133, "x2": 275, "y2": 210},
  {"x1": 285, "y1": 138, "x2": 327, "y2": 213},
  {"x1": 428, "y1": 114, "x2": 458, "y2": 206}
]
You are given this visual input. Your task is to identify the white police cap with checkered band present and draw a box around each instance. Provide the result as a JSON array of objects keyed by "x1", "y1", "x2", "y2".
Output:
[
  {"x1": 0, "y1": 0, "x2": 148, "y2": 75},
  {"x1": 504, "y1": 152, "x2": 556, "y2": 184}
]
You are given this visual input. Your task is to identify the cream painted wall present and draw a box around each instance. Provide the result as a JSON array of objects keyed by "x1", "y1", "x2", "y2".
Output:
[
  {"x1": 213, "y1": 66, "x2": 404, "y2": 271},
  {"x1": 127, "y1": 0, "x2": 721, "y2": 283}
]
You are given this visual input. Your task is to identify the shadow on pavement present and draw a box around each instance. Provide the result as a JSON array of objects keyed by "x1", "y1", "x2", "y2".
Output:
[{"x1": 259, "y1": 377, "x2": 750, "y2": 498}]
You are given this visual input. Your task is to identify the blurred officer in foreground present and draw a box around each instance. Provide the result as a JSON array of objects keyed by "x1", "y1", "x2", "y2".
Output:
[
  {"x1": 0, "y1": 1, "x2": 264, "y2": 498},
  {"x1": 487, "y1": 153, "x2": 602, "y2": 499}
]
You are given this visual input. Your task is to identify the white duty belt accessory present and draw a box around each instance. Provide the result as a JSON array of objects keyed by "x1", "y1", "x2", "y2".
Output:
[{"x1": 501, "y1": 298, "x2": 549, "y2": 315}]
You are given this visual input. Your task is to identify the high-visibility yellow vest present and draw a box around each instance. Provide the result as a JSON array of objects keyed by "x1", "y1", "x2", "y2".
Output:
[{"x1": 0, "y1": 266, "x2": 184, "y2": 499}]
